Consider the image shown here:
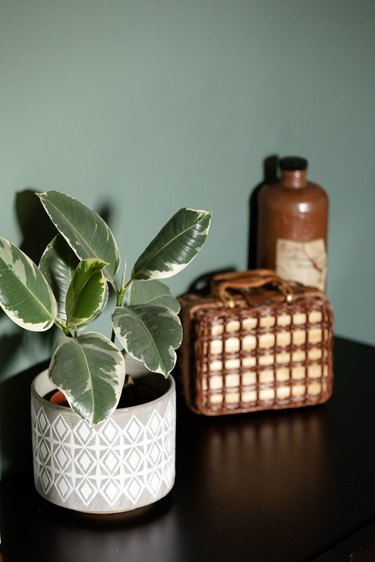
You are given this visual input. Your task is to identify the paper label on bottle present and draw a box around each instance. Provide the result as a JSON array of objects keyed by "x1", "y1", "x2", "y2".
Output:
[{"x1": 276, "y1": 238, "x2": 327, "y2": 290}]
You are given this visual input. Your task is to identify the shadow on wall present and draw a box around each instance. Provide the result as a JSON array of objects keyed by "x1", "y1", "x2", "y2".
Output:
[
  {"x1": 0, "y1": 359, "x2": 48, "y2": 480},
  {"x1": 248, "y1": 155, "x2": 279, "y2": 269},
  {"x1": 0, "y1": 189, "x2": 114, "y2": 480}
]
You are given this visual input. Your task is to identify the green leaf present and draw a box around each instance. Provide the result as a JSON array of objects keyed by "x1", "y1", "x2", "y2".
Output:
[
  {"x1": 38, "y1": 191, "x2": 120, "y2": 284},
  {"x1": 66, "y1": 258, "x2": 108, "y2": 328},
  {"x1": 49, "y1": 333, "x2": 125, "y2": 425},
  {"x1": 112, "y1": 304, "x2": 182, "y2": 377},
  {"x1": 125, "y1": 279, "x2": 180, "y2": 313},
  {"x1": 131, "y1": 208, "x2": 212, "y2": 280},
  {"x1": 39, "y1": 234, "x2": 79, "y2": 323},
  {"x1": 0, "y1": 236, "x2": 57, "y2": 331}
]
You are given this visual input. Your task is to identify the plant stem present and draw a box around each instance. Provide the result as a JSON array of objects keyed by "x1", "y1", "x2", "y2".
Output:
[
  {"x1": 56, "y1": 321, "x2": 72, "y2": 337},
  {"x1": 111, "y1": 267, "x2": 130, "y2": 343}
]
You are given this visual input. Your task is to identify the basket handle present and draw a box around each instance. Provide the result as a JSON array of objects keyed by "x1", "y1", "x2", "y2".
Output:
[{"x1": 211, "y1": 269, "x2": 293, "y2": 307}]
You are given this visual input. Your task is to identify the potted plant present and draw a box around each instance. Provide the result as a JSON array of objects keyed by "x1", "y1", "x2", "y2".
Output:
[{"x1": 0, "y1": 191, "x2": 211, "y2": 513}]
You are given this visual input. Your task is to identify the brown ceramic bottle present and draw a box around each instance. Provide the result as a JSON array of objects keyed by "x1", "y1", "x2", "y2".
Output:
[{"x1": 256, "y1": 156, "x2": 328, "y2": 290}]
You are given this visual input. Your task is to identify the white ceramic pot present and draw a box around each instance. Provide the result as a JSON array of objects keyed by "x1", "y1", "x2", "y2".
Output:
[{"x1": 31, "y1": 362, "x2": 176, "y2": 514}]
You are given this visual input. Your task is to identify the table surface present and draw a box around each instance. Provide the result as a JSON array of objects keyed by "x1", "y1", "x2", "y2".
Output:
[{"x1": 1, "y1": 337, "x2": 375, "y2": 562}]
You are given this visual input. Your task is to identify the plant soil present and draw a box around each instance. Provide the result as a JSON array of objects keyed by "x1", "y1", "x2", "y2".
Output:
[{"x1": 45, "y1": 381, "x2": 158, "y2": 409}]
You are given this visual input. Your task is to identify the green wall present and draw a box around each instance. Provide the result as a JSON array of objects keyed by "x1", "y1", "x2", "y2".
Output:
[{"x1": 1, "y1": 0, "x2": 375, "y2": 475}]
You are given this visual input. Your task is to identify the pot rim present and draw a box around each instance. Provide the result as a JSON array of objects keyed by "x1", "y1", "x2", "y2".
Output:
[{"x1": 31, "y1": 368, "x2": 175, "y2": 416}]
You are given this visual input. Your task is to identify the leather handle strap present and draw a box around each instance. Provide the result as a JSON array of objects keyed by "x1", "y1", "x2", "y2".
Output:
[{"x1": 211, "y1": 269, "x2": 293, "y2": 307}]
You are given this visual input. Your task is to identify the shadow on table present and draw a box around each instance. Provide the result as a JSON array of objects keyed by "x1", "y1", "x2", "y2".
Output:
[{"x1": 0, "y1": 475, "x2": 176, "y2": 562}]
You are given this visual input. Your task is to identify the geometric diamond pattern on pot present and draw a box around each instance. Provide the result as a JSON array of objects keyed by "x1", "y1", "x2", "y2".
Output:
[
  {"x1": 164, "y1": 433, "x2": 173, "y2": 458},
  {"x1": 76, "y1": 478, "x2": 97, "y2": 506},
  {"x1": 125, "y1": 476, "x2": 143, "y2": 504},
  {"x1": 124, "y1": 416, "x2": 144, "y2": 443},
  {"x1": 55, "y1": 474, "x2": 73, "y2": 501},
  {"x1": 39, "y1": 438, "x2": 51, "y2": 463},
  {"x1": 147, "y1": 410, "x2": 162, "y2": 437},
  {"x1": 163, "y1": 463, "x2": 174, "y2": 488},
  {"x1": 40, "y1": 467, "x2": 53, "y2": 494},
  {"x1": 75, "y1": 420, "x2": 93, "y2": 445},
  {"x1": 101, "y1": 479, "x2": 122, "y2": 505},
  {"x1": 36, "y1": 408, "x2": 50, "y2": 436},
  {"x1": 149, "y1": 441, "x2": 162, "y2": 466},
  {"x1": 55, "y1": 445, "x2": 71, "y2": 471},
  {"x1": 76, "y1": 449, "x2": 97, "y2": 475},
  {"x1": 102, "y1": 449, "x2": 121, "y2": 475},
  {"x1": 99, "y1": 419, "x2": 122, "y2": 446},
  {"x1": 164, "y1": 402, "x2": 174, "y2": 429},
  {"x1": 124, "y1": 446, "x2": 143, "y2": 473},
  {"x1": 147, "y1": 470, "x2": 162, "y2": 497},
  {"x1": 52, "y1": 414, "x2": 70, "y2": 441}
]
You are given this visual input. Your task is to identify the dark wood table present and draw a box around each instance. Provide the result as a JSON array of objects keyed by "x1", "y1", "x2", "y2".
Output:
[{"x1": 1, "y1": 337, "x2": 375, "y2": 561}]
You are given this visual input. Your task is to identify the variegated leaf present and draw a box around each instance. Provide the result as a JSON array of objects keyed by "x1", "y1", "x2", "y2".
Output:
[
  {"x1": 39, "y1": 234, "x2": 79, "y2": 323},
  {"x1": 38, "y1": 191, "x2": 120, "y2": 284},
  {"x1": 0, "y1": 236, "x2": 57, "y2": 331},
  {"x1": 131, "y1": 208, "x2": 212, "y2": 280},
  {"x1": 112, "y1": 304, "x2": 182, "y2": 377},
  {"x1": 49, "y1": 333, "x2": 125, "y2": 425},
  {"x1": 125, "y1": 279, "x2": 180, "y2": 313},
  {"x1": 66, "y1": 258, "x2": 108, "y2": 328}
]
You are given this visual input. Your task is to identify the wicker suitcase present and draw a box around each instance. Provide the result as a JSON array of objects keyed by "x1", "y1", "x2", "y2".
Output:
[{"x1": 178, "y1": 269, "x2": 334, "y2": 415}]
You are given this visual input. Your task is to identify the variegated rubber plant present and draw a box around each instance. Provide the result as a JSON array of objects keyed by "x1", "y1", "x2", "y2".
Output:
[{"x1": 0, "y1": 191, "x2": 211, "y2": 425}]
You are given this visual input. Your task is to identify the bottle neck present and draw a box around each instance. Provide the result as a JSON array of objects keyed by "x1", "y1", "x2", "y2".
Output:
[{"x1": 280, "y1": 170, "x2": 307, "y2": 189}]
